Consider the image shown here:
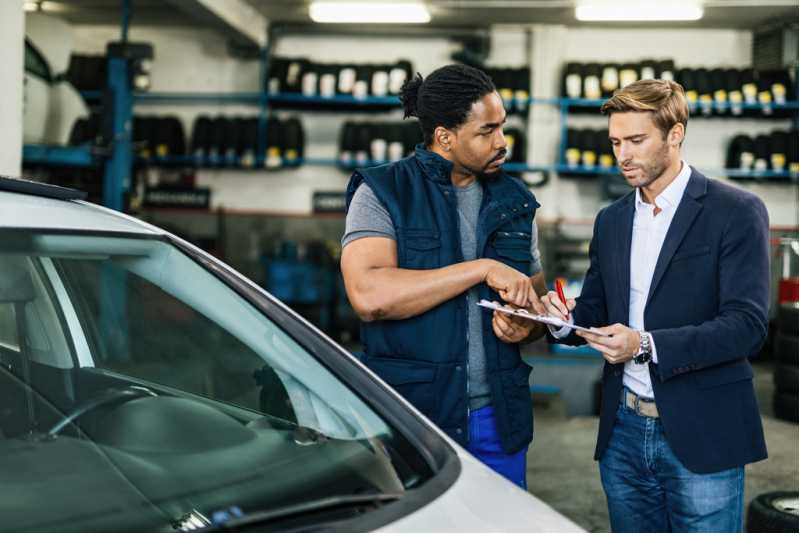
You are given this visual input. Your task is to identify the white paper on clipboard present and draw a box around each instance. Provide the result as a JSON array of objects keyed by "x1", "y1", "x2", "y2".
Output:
[{"x1": 477, "y1": 299, "x2": 610, "y2": 337}]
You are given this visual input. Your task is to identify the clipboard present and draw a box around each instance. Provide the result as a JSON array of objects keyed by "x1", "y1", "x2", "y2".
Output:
[{"x1": 477, "y1": 299, "x2": 610, "y2": 337}]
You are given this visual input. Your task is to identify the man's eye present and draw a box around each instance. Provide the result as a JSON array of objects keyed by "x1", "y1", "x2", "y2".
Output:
[{"x1": 632, "y1": 138, "x2": 643, "y2": 144}]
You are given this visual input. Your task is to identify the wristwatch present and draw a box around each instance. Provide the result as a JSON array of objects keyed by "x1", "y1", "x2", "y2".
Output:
[{"x1": 633, "y1": 331, "x2": 652, "y2": 365}]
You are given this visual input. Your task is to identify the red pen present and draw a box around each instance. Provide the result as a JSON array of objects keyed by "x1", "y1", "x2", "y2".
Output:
[{"x1": 555, "y1": 278, "x2": 569, "y2": 318}]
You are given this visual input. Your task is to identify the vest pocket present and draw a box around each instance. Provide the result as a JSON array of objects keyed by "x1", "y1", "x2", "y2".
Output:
[
  {"x1": 493, "y1": 233, "x2": 532, "y2": 272},
  {"x1": 401, "y1": 229, "x2": 441, "y2": 269},
  {"x1": 364, "y1": 356, "x2": 438, "y2": 417}
]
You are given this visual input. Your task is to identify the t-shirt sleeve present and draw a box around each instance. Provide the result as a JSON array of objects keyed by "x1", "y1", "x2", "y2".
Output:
[
  {"x1": 341, "y1": 183, "x2": 397, "y2": 248},
  {"x1": 530, "y1": 218, "x2": 543, "y2": 275}
]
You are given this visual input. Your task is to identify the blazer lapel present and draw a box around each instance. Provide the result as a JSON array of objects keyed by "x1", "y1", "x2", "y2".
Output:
[
  {"x1": 646, "y1": 169, "x2": 707, "y2": 303},
  {"x1": 616, "y1": 195, "x2": 635, "y2": 314}
]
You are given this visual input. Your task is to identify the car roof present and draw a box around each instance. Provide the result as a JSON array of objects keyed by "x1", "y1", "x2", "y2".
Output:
[{"x1": 0, "y1": 178, "x2": 160, "y2": 235}]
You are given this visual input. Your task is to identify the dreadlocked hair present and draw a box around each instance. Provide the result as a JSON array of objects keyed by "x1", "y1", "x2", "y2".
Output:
[{"x1": 399, "y1": 64, "x2": 496, "y2": 146}]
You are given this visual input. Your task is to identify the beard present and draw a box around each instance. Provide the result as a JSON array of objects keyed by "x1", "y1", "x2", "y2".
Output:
[
  {"x1": 622, "y1": 141, "x2": 670, "y2": 189},
  {"x1": 467, "y1": 149, "x2": 507, "y2": 183}
]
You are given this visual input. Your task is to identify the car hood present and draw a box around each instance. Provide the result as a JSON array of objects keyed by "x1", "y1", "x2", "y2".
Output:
[{"x1": 377, "y1": 445, "x2": 586, "y2": 532}]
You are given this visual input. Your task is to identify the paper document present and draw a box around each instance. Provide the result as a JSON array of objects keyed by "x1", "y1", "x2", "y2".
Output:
[{"x1": 477, "y1": 299, "x2": 610, "y2": 337}]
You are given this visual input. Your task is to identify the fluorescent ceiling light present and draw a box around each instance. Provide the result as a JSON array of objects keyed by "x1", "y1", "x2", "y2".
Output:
[
  {"x1": 309, "y1": 2, "x2": 431, "y2": 23},
  {"x1": 575, "y1": 1, "x2": 703, "y2": 21}
]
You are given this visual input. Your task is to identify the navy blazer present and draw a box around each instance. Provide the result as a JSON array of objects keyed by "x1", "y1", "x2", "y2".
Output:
[{"x1": 565, "y1": 168, "x2": 769, "y2": 474}]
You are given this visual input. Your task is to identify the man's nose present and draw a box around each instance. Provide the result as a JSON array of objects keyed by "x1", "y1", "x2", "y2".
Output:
[
  {"x1": 495, "y1": 129, "x2": 507, "y2": 150},
  {"x1": 617, "y1": 142, "x2": 631, "y2": 163}
]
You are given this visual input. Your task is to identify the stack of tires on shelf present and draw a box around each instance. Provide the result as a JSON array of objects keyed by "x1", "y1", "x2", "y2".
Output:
[
  {"x1": 674, "y1": 67, "x2": 794, "y2": 118},
  {"x1": 337, "y1": 121, "x2": 422, "y2": 167},
  {"x1": 562, "y1": 128, "x2": 615, "y2": 173},
  {"x1": 191, "y1": 116, "x2": 305, "y2": 169},
  {"x1": 267, "y1": 57, "x2": 414, "y2": 99},
  {"x1": 562, "y1": 60, "x2": 676, "y2": 104},
  {"x1": 726, "y1": 129, "x2": 799, "y2": 181},
  {"x1": 69, "y1": 114, "x2": 187, "y2": 163},
  {"x1": 66, "y1": 53, "x2": 107, "y2": 93},
  {"x1": 70, "y1": 114, "x2": 306, "y2": 169},
  {"x1": 561, "y1": 60, "x2": 794, "y2": 119},
  {"x1": 483, "y1": 66, "x2": 531, "y2": 114}
]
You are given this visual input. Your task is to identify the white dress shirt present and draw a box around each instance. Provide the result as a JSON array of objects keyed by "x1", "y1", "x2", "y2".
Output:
[
  {"x1": 552, "y1": 161, "x2": 692, "y2": 400},
  {"x1": 624, "y1": 160, "x2": 691, "y2": 398}
]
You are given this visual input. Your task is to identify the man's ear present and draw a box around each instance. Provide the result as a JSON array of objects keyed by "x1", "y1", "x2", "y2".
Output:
[
  {"x1": 669, "y1": 123, "x2": 685, "y2": 147},
  {"x1": 435, "y1": 126, "x2": 453, "y2": 151}
]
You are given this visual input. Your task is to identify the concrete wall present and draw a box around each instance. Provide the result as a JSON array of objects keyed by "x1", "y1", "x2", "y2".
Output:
[{"x1": 1, "y1": 1, "x2": 24, "y2": 177}]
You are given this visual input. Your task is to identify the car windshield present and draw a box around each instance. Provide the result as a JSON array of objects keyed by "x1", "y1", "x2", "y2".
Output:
[{"x1": 0, "y1": 230, "x2": 432, "y2": 532}]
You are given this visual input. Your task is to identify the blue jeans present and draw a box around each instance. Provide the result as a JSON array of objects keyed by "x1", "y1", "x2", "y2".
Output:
[
  {"x1": 466, "y1": 405, "x2": 528, "y2": 489},
  {"x1": 599, "y1": 390, "x2": 744, "y2": 533}
]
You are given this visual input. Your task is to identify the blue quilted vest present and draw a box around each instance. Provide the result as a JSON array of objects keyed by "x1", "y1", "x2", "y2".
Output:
[{"x1": 345, "y1": 144, "x2": 539, "y2": 453}]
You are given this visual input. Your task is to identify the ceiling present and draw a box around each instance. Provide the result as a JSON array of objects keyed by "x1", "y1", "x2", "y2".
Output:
[{"x1": 26, "y1": 0, "x2": 799, "y2": 30}]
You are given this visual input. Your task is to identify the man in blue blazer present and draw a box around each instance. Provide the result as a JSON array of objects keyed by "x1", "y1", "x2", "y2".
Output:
[{"x1": 542, "y1": 79, "x2": 769, "y2": 532}]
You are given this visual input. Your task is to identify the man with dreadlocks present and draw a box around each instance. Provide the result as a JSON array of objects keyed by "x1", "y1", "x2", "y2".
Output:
[{"x1": 341, "y1": 64, "x2": 547, "y2": 488}]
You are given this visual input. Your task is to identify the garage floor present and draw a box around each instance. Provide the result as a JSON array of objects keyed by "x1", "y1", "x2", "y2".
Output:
[{"x1": 526, "y1": 362, "x2": 799, "y2": 532}]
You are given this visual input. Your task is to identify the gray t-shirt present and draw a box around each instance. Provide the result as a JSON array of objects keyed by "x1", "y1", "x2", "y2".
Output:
[{"x1": 342, "y1": 183, "x2": 542, "y2": 410}]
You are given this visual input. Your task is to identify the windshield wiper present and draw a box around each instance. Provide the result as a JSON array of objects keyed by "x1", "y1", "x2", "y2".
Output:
[{"x1": 207, "y1": 492, "x2": 403, "y2": 531}]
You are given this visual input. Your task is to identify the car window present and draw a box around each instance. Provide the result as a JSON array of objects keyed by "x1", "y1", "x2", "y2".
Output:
[
  {"x1": 24, "y1": 40, "x2": 52, "y2": 82},
  {"x1": 0, "y1": 230, "x2": 434, "y2": 533},
  {"x1": 0, "y1": 304, "x2": 19, "y2": 351}
]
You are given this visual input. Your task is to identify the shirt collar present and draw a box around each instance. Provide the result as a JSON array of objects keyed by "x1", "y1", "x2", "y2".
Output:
[{"x1": 635, "y1": 160, "x2": 691, "y2": 212}]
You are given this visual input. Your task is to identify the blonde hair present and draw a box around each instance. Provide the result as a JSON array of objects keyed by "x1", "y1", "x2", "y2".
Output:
[{"x1": 600, "y1": 79, "x2": 689, "y2": 139}]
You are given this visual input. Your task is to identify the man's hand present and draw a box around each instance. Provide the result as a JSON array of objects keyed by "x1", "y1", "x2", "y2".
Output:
[
  {"x1": 540, "y1": 291, "x2": 576, "y2": 321},
  {"x1": 576, "y1": 324, "x2": 640, "y2": 365},
  {"x1": 484, "y1": 260, "x2": 538, "y2": 308},
  {"x1": 492, "y1": 303, "x2": 536, "y2": 343}
]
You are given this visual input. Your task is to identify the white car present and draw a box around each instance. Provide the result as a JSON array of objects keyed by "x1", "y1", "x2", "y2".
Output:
[
  {"x1": 24, "y1": 13, "x2": 89, "y2": 146},
  {"x1": 0, "y1": 177, "x2": 584, "y2": 533}
]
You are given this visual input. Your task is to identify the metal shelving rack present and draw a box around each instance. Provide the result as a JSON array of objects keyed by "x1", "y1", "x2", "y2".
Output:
[{"x1": 20, "y1": 5, "x2": 799, "y2": 212}]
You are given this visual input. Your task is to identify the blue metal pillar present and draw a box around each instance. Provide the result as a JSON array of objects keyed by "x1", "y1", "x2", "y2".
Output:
[
  {"x1": 99, "y1": 0, "x2": 132, "y2": 361},
  {"x1": 103, "y1": 57, "x2": 133, "y2": 211},
  {"x1": 102, "y1": 0, "x2": 132, "y2": 211}
]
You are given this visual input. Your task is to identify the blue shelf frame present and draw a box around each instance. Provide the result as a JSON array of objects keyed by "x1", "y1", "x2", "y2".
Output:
[{"x1": 22, "y1": 145, "x2": 97, "y2": 167}]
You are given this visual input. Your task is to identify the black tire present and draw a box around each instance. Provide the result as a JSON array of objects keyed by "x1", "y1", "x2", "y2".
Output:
[
  {"x1": 754, "y1": 134, "x2": 772, "y2": 171},
  {"x1": 778, "y1": 304, "x2": 799, "y2": 336},
  {"x1": 282, "y1": 117, "x2": 305, "y2": 165},
  {"x1": 726, "y1": 135, "x2": 756, "y2": 177},
  {"x1": 776, "y1": 334, "x2": 799, "y2": 366},
  {"x1": 774, "y1": 363, "x2": 799, "y2": 394},
  {"x1": 562, "y1": 62, "x2": 583, "y2": 99},
  {"x1": 789, "y1": 131, "x2": 799, "y2": 175},
  {"x1": 747, "y1": 491, "x2": 799, "y2": 533},
  {"x1": 771, "y1": 131, "x2": 790, "y2": 174},
  {"x1": 656, "y1": 60, "x2": 675, "y2": 81}
]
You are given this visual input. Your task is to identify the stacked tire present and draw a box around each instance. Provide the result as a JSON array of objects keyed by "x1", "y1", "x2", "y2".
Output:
[
  {"x1": 190, "y1": 115, "x2": 304, "y2": 169},
  {"x1": 726, "y1": 129, "x2": 799, "y2": 180},
  {"x1": 66, "y1": 54, "x2": 107, "y2": 93},
  {"x1": 268, "y1": 57, "x2": 413, "y2": 99},
  {"x1": 746, "y1": 491, "x2": 799, "y2": 532},
  {"x1": 774, "y1": 303, "x2": 799, "y2": 424},
  {"x1": 561, "y1": 59, "x2": 675, "y2": 113},
  {"x1": 338, "y1": 121, "x2": 422, "y2": 168},
  {"x1": 678, "y1": 67, "x2": 794, "y2": 118},
  {"x1": 562, "y1": 128, "x2": 616, "y2": 176},
  {"x1": 484, "y1": 67, "x2": 531, "y2": 114}
]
